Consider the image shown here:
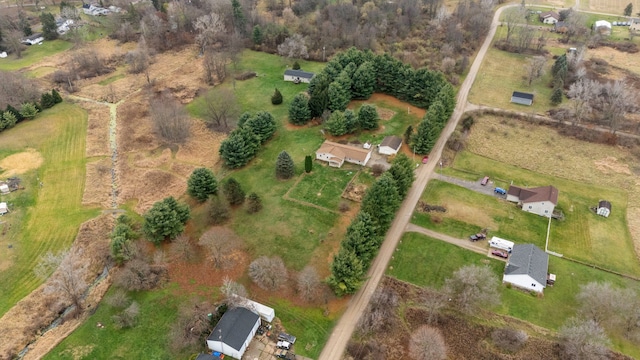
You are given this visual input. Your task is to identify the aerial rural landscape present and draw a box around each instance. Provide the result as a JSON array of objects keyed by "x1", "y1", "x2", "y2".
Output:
[{"x1": 0, "y1": 0, "x2": 639, "y2": 359}]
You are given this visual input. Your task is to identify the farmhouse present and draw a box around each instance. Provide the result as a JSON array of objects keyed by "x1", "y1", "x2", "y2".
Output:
[
  {"x1": 21, "y1": 33, "x2": 44, "y2": 45},
  {"x1": 0, "y1": 202, "x2": 8, "y2": 215},
  {"x1": 597, "y1": 200, "x2": 611, "y2": 218},
  {"x1": 378, "y1": 136, "x2": 402, "y2": 155},
  {"x1": 503, "y1": 244, "x2": 549, "y2": 293},
  {"x1": 316, "y1": 140, "x2": 371, "y2": 167},
  {"x1": 539, "y1": 11, "x2": 560, "y2": 24},
  {"x1": 0, "y1": 183, "x2": 9, "y2": 194},
  {"x1": 510, "y1": 91, "x2": 534, "y2": 106},
  {"x1": 506, "y1": 185, "x2": 558, "y2": 217},
  {"x1": 206, "y1": 307, "x2": 261, "y2": 359},
  {"x1": 594, "y1": 20, "x2": 612, "y2": 35},
  {"x1": 284, "y1": 69, "x2": 314, "y2": 83}
]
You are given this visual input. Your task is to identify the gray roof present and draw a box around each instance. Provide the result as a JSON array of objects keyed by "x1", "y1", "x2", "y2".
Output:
[
  {"x1": 195, "y1": 354, "x2": 222, "y2": 360},
  {"x1": 207, "y1": 307, "x2": 260, "y2": 351},
  {"x1": 380, "y1": 136, "x2": 402, "y2": 150},
  {"x1": 284, "y1": 69, "x2": 315, "y2": 79},
  {"x1": 505, "y1": 244, "x2": 549, "y2": 286},
  {"x1": 598, "y1": 200, "x2": 611, "y2": 210}
]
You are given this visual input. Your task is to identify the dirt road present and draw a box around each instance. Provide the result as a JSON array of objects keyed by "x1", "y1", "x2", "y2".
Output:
[
  {"x1": 405, "y1": 223, "x2": 489, "y2": 255},
  {"x1": 317, "y1": 5, "x2": 516, "y2": 360}
]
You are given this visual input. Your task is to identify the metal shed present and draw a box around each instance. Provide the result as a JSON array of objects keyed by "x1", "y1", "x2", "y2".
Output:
[{"x1": 510, "y1": 91, "x2": 534, "y2": 106}]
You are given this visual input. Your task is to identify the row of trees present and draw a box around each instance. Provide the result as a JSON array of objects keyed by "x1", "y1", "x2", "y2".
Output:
[
  {"x1": 409, "y1": 84, "x2": 457, "y2": 155},
  {"x1": 219, "y1": 111, "x2": 277, "y2": 168},
  {"x1": 324, "y1": 105, "x2": 379, "y2": 136},
  {"x1": 328, "y1": 154, "x2": 415, "y2": 295},
  {"x1": 0, "y1": 89, "x2": 63, "y2": 134}
]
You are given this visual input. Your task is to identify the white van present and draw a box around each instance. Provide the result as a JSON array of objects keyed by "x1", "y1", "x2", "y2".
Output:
[{"x1": 489, "y1": 237, "x2": 514, "y2": 252}]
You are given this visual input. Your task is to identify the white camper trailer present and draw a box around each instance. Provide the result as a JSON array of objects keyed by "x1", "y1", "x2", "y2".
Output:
[{"x1": 489, "y1": 237, "x2": 514, "y2": 252}]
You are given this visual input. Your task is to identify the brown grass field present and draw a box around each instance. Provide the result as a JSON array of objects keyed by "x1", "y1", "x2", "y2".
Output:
[{"x1": 0, "y1": 149, "x2": 43, "y2": 177}]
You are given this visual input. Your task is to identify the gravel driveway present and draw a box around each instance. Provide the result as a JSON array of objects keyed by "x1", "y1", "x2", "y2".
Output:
[{"x1": 433, "y1": 173, "x2": 507, "y2": 199}]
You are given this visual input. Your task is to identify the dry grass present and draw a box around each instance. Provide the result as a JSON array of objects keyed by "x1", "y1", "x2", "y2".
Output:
[
  {"x1": 82, "y1": 158, "x2": 112, "y2": 208},
  {"x1": 586, "y1": 0, "x2": 640, "y2": 13},
  {"x1": 81, "y1": 102, "x2": 111, "y2": 157},
  {"x1": 439, "y1": 198, "x2": 499, "y2": 229},
  {"x1": 587, "y1": 47, "x2": 640, "y2": 76},
  {"x1": 377, "y1": 107, "x2": 397, "y2": 121},
  {"x1": 0, "y1": 148, "x2": 44, "y2": 176}
]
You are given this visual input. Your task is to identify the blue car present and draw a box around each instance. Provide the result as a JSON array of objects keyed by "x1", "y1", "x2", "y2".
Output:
[{"x1": 494, "y1": 187, "x2": 507, "y2": 195}]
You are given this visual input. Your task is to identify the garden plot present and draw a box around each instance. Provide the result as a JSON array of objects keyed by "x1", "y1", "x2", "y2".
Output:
[{"x1": 287, "y1": 165, "x2": 357, "y2": 212}]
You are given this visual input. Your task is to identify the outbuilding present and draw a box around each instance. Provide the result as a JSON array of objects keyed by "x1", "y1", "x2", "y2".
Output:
[
  {"x1": 597, "y1": 200, "x2": 611, "y2": 218},
  {"x1": 0, "y1": 183, "x2": 9, "y2": 194},
  {"x1": 206, "y1": 307, "x2": 261, "y2": 359},
  {"x1": 378, "y1": 136, "x2": 403, "y2": 155},
  {"x1": 503, "y1": 244, "x2": 549, "y2": 293},
  {"x1": 284, "y1": 69, "x2": 315, "y2": 84},
  {"x1": 0, "y1": 202, "x2": 8, "y2": 215},
  {"x1": 229, "y1": 294, "x2": 275, "y2": 322},
  {"x1": 539, "y1": 11, "x2": 560, "y2": 24},
  {"x1": 510, "y1": 91, "x2": 534, "y2": 106},
  {"x1": 594, "y1": 20, "x2": 612, "y2": 35},
  {"x1": 21, "y1": 33, "x2": 44, "y2": 45}
]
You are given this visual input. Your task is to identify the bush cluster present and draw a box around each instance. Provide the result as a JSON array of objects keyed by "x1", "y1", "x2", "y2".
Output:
[{"x1": 0, "y1": 89, "x2": 62, "y2": 134}]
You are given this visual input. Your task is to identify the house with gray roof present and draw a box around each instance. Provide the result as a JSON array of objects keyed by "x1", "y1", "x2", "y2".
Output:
[
  {"x1": 206, "y1": 307, "x2": 261, "y2": 359},
  {"x1": 503, "y1": 244, "x2": 549, "y2": 293},
  {"x1": 284, "y1": 69, "x2": 315, "y2": 83}
]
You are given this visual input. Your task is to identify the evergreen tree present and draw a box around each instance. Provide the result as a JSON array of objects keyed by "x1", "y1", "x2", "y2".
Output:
[
  {"x1": 342, "y1": 212, "x2": 381, "y2": 266},
  {"x1": 343, "y1": 109, "x2": 358, "y2": 134},
  {"x1": 5, "y1": 105, "x2": 23, "y2": 122},
  {"x1": 0, "y1": 111, "x2": 17, "y2": 131},
  {"x1": 387, "y1": 153, "x2": 415, "y2": 199},
  {"x1": 222, "y1": 177, "x2": 246, "y2": 205},
  {"x1": 426, "y1": 101, "x2": 448, "y2": 127},
  {"x1": 244, "y1": 111, "x2": 276, "y2": 143},
  {"x1": 292, "y1": 61, "x2": 300, "y2": 70},
  {"x1": 142, "y1": 197, "x2": 190, "y2": 244},
  {"x1": 435, "y1": 83, "x2": 457, "y2": 118},
  {"x1": 411, "y1": 119, "x2": 435, "y2": 155},
  {"x1": 51, "y1": 89, "x2": 63, "y2": 104},
  {"x1": 325, "y1": 111, "x2": 347, "y2": 136},
  {"x1": 246, "y1": 192, "x2": 262, "y2": 214},
  {"x1": 219, "y1": 127, "x2": 260, "y2": 168},
  {"x1": 40, "y1": 92, "x2": 55, "y2": 109},
  {"x1": 308, "y1": 87, "x2": 328, "y2": 118},
  {"x1": 624, "y1": 2, "x2": 633, "y2": 16},
  {"x1": 304, "y1": 155, "x2": 313, "y2": 173},
  {"x1": 252, "y1": 25, "x2": 263, "y2": 45},
  {"x1": 209, "y1": 195, "x2": 230, "y2": 225},
  {"x1": 187, "y1": 168, "x2": 218, "y2": 202},
  {"x1": 20, "y1": 15, "x2": 32, "y2": 37},
  {"x1": 275, "y1": 151, "x2": 295, "y2": 179},
  {"x1": 231, "y1": 0, "x2": 246, "y2": 33},
  {"x1": 237, "y1": 112, "x2": 252, "y2": 128},
  {"x1": 288, "y1": 93, "x2": 311, "y2": 125},
  {"x1": 19, "y1": 103, "x2": 38, "y2": 119},
  {"x1": 360, "y1": 172, "x2": 400, "y2": 235},
  {"x1": 40, "y1": 13, "x2": 59, "y2": 40},
  {"x1": 358, "y1": 104, "x2": 379, "y2": 130},
  {"x1": 404, "y1": 125, "x2": 414, "y2": 144},
  {"x1": 351, "y1": 61, "x2": 376, "y2": 99},
  {"x1": 328, "y1": 81, "x2": 350, "y2": 112},
  {"x1": 328, "y1": 247, "x2": 364, "y2": 296},
  {"x1": 551, "y1": 86, "x2": 563, "y2": 105},
  {"x1": 271, "y1": 88, "x2": 283, "y2": 105},
  {"x1": 551, "y1": 54, "x2": 568, "y2": 82}
]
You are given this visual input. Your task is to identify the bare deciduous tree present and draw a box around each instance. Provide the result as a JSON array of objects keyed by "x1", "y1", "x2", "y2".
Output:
[
  {"x1": 194, "y1": 13, "x2": 226, "y2": 53},
  {"x1": 149, "y1": 92, "x2": 191, "y2": 143},
  {"x1": 422, "y1": 288, "x2": 447, "y2": 325},
  {"x1": 296, "y1": 266, "x2": 320, "y2": 302},
  {"x1": 444, "y1": 265, "x2": 500, "y2": 314},
  {"x1": 170, "y1": 234, "x2": 197, "y2": 262},
  {"x1": 563, "y1": 11, "x2": 589, "y2": 42},
  {"x1": 504, "y1": 7, "x2": 526, "y2": 44},
  {"x1": 277, "y1": 33, "x2": 309, "y2": 59},
  {"x1": 168, "y1": 300, "x2": 214, "y2": 354},
  {"x1": 41, "y1": 251, "x2": 89, "y2": 316},
  {"x1": 198, "y1": 227, "x2": 243, "y2": 269},
  {"x1": 203, "y1": 88, "x2": 239, "y2": 132},
  {"x1": 559, "y1": 318, "x2": 610, "y2": 360},
  {"x1": 115, "y1": 258, "x2": 168, "y2": 291},
  {"x1": 524, "y1": 56, "x2": 546, "y2": 86},
  {"x1": 248, "y1": 256, "x2": 287, "y2": 290},
  {"x1": 596, "y1": 79, "x2": 637, "y2": 133},
  {"x1": 4, "y1": 30, "x2": 25, "y2": 59},
  {"x1": 492, "y1": 327, "x2": 528, "y2": 352},
  {"x1": 203, "y1": 50, "x2": 229, "y2": 85},
  {"x1": 126, "y1": 36, "x2": 151, "y2": 82},
  {"x1": 220, "y1": 276, "x2": 249, "y2": 307},
  {"x1": 440, "y1": 57, "x2": 456, "y2": 75},
  {"x1": 566, "y1": 78, "x2": 597, "y2": 126},
  {"x1": 409, "y1": 326, "x2": 447, "y2": 360},
  {"x1": 576, "y1": 282, "x2": 621, "y2": 326},
  {"x1": 357, "y1": 287, "x2": 399, "y2": 335},
  {"x1": 112, "y1": 301, "x2": 140, "y2": 329}
]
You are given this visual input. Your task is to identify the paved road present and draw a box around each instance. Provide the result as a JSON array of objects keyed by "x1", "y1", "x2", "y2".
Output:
[{"x1": 317, "y1": 4, "x2": 517, "y2": 360}]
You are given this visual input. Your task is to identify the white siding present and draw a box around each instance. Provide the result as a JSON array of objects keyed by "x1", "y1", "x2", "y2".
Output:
[
  {"x1": 543, "y1": 17, "x2": 557, "y2": 24},
  {"x1": 206, "y1": 317, "x2": 260, "y2": 359},
  {"x1": 379, "y1": 146, "x2": 398, "y2": 155},
  {"x1": 503, "y1": 274, "x2": 545, "y2": 293},
  {"x1": 316, "y1": 152, "x2": 343, "y2": 167},
  {"x1": 597, "y1": 207, "x2": 610, "y2": 217},
  {"x1": 522, "y1": 200, "x2": 555, "y2": 217},
  {"x1": 284, "y1": 75, "x2": 311, "y2": 83},
  {"x1": 506, "y1": 194, "x2": 519, "y2": 202}
]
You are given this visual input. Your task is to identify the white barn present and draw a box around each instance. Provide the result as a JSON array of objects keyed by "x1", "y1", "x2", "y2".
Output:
[
  {"x1": 284, "y1": 69, "x2": 315, "y2": 83},
  {"x1": 206, "y1": 307, "x2": 260, "y2": 359},
  {"x1": 316, "y1": 141, "x2": 371, "y2": 167},
  {"x1": 597, "y1": 200, "x2": 611, "y2": 218},
  {"x1": 379, "y1": 136, "x2": 403, "y2": 155},
  {"x1": 506, "y1": 185, "x2": 558, "y2": 218},
  {"x1": 503, "y1": 244, "x2": 549, "y2": 293}
]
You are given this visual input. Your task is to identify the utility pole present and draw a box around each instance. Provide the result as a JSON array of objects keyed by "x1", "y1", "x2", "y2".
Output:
[{"x1": 323, "y1": 46, "x2": 326, "y2": 62}]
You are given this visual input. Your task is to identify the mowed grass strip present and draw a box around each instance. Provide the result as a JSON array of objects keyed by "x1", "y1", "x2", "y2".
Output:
[
  {"x1": 0, "y1": 103, "x2": 99, "y2": 316},
  {"x1": 0, "y1": 40, "x2": 73, "y2": 71},
  {"x1": 388, "y1": 233, "x2": 640, "y2": 358},
  {"x1": 288, "y1": 165, "x2": 355, "y2": 211}
]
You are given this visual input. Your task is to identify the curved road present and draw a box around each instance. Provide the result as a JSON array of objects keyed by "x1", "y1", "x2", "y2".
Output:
[{"x1": 317, "y1": 4, "x2": 516, "y2": 360}]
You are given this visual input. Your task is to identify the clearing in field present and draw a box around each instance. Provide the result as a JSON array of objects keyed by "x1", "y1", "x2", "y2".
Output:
[
  {"x1": 0, "y1": 149, "x2": 44, "y2": 176},
  {"x1": 287, "y1": 165, "x2": 357, "y2": 211}
]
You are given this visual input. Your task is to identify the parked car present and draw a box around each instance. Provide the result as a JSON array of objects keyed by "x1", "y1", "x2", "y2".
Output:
[
  {"x1": 494, "y1": 187, "x2": 507, "y2": 195},
  {"x1": 469, "y1": 233, "x2": 486, "y2": 241},
  {"x1": 277, "y1": 341, "x2": 291, "y2": 350},
  {"x1": 275, "y1": 349, "x2": 288, "y2": 358},
  {"x1": 284, "y1": 352, "x2": 296, "y2": 360},
  {"x1": 278, "y1": 333, "x2": 296, "y2": 344},
  {"x1": 491, "y1": 249, "x2": 508, "y2": 258},
  {"x1": 422, "y1": 156, "x2": 429, "y2": 164},
  {"x1": 481, "y1": 176, "x2": 490, "y2": 186}
]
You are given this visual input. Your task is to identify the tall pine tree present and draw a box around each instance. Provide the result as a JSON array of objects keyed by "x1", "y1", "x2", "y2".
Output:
[
  {"x1": 328, "y1": 248, "x2": 364, "y2": 296},
  {"x1": 275, "y1": 151, "x2": 295, "y2": 179}
]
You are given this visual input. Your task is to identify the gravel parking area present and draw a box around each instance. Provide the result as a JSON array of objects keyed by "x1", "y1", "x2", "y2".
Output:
[{"x1": 432, "y1": 173, "x2": 506, "y2": 199}]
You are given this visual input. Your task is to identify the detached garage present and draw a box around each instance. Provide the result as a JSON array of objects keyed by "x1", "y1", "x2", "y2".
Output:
[
  {"x1": 510, "y1": 91, "x2": 534, "y2": 106},
  {"x1": 379, "y1": 136, "x2": 403, "y2": 155},
  {"x1": 206, "y1": 307, "x2": 260, "y2": 359}
]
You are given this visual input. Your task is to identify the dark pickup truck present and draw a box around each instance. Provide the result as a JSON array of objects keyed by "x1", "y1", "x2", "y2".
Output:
[{"x1": 469, "y1": 233, "x2": 486, "y2": 241}]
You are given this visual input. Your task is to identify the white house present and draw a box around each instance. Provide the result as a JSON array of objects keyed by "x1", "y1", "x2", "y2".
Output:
[
  {"x1": 594, "y1": 20, "x2": 612, "y2": 35},
  {"x1": 0, "y1": 52, "x2": 7, "y2": 58},
  {"x1": 597, "y1": 200, "x2": 611, "y2": 218},
  {"x1": 506, "y1": 185, "x2": 558, "y2": 217},
  {"x1": 503, "y1": 244, "x2": 549, "y2": 293},
  {"x1": 21, "y1": 33, "x2": 44, "y2": 45},
  {"x1": 229, "y1": 294, "x2": 275, "y2": 322},
  {"x1": 630, "y1": 19, "x2": 640, "y2": 32},
  {"x1": 539, "y1": 11, "x2": 560, "y2": 24},
  {"x1": 0, "y1": 184, "x2": 9, "y2": 194},
  {"x1": 0, "y1": 202, "x2": 8, "y2": 215},
  {"x1": 284, "y1": 69, "x2": 314, "y2": 83},
  {"x1": 56, "y1": 19, "x2": 74, "y2": 35},
  {"x1": 316, "y1": 141, "x2": 371, "y2": 168},
  {"x1": 82, "y1": 4, "x2": 110, "y2": 16},
  {"x1": 378, "y1": 136, "x2": 403, "y2": 155},
  {"x1": 206, "y1": 307, "x2": 260, "y2": 359}
]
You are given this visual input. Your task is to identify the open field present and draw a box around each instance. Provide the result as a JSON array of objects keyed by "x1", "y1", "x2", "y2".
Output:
[
  {"x1": 387, "y1": 233, "x2": 640, "y2": 358},
  {"x1": 0, "y1": 40, "x2": 73, "y2": 71},
  {"x1": 586, "y1": 0, "x2": 640, "y2": 13},
  {"x1": 0, "y1": 103, "x2": 100, "y2": 316}
]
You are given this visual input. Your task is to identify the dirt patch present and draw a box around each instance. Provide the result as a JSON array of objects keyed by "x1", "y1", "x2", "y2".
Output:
[
  {"x1": 350, "y1": 93, "x2": 427, "y2": 118},
  {"x1": 594, "y1": 156, "x2": 632, "y2": 175},
  {"x1": 0, "y1": 149, "x2": 44, "y2": 176},
  {"x1": 82, "y1": 158, "x2": 113, "y2": 208},
  {"x1": 342, "y1": 183, "x2": 367, "y2": 202},
  {"x1": 376, "y1": 107, "x2": 397, "y2": 121}
]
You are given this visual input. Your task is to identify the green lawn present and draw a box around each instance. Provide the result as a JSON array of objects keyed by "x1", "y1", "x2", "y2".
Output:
[
  {"x1": 0, "y1": 40, "x2": 72, "y2": 71},
  {"x1": 288, "y1": 165, "x2": 356, "y2": 211},
  {"x1": 0, "y1": 103, "x2": 99, "y2": 316},
  {"x1": 388, "y1": 233, "x2": 640, "y2": 358},
  {"x1": 434, "y1": 151, "x2": 640, "y2": 276}
]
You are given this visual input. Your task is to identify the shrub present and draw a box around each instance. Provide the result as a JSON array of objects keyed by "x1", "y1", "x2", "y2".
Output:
[
  {"x1": 19, "y1": 103, "x2": 38, "y2": 119},
  {"x1": 187, "y1": 168, "x2": 218, "y2": 202},
  {"x1": 275, "y1": 151, "x2": 295, "y2": 179},
  {"x1": 142, "y1": 197, "x2": 190, "y2": 244},
  {"x1": 222, "y1": 178, "x2": 246, "y2": 205},
  {"x1": 271, "y1": 88, "x2": 283, "y2": 105},
  {"x1": 249, "y1": 256, "x2": 287, "y2": 290},
  {"x1": 246, "y1": 192, "x2": 263, "y2": 214},
  {"x1": 492, "y1": 328, "x2": 528, "y2": 353},
  {"x1": 292, "y1": 61, "x2": 300, "y2": 70},
  {"x1": 209, "y1": 195, "x2": 230, "y2": 225}
]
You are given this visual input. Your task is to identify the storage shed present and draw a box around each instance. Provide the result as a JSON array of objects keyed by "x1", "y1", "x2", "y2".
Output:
[
  {"x1": 229, "y1": 294, "x2": 276, "y2": 322},
  {"x1": 284, "y1": 69, "x2": 315, "y2": 83},
  {"x1": 0, "y1": 202, "x2": 8, "y2": 215},
  {"x1": 378, "y1": 136, "x2": 403, "y2": 155},
  {"x1": 0, "y1": 184, "x2": 9, "y2": 194},
  {"x1": 510, "y1": 91, "x2": 534, "y2": 106},
  {"x1": 597, "y1": 200, "x2": 611, "y2": 218},
  {"x1": 207, "y1": 307, "x2": 261, "y2": 359}
]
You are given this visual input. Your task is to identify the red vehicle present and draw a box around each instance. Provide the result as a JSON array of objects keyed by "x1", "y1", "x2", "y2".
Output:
[
  {"x1": 481, "y1": 176, "x2": 490, "y2": 186},
  {"x1": 422, "y1": 156, "x2": 429, "y2": 164},
  {"x1": 491, "y1": 249, "x2": 508, "y2": 258}
]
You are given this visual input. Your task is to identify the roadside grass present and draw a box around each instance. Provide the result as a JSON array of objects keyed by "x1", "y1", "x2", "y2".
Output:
[
  {"x1": 0, "y1": 103, "x2": 99, "y2": 316},
  {"x1": 288, "y1": 166, "x2": 355, "y2": 211},
  {"x1": 387, "y1": 233, "x2": 640, "y2": 358},
  {"x1": 0, "y1": 40, "x2": 72, "y2": 71},
  {"x1": 43, "y1": 286, "x2": 182, "y2": 360}
]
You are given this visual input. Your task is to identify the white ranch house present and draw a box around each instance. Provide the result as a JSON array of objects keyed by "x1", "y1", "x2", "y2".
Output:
[
  {"x1": 506, "y1": 185, "x2": 558, "y2": 217},
  {"x1": 206, "y1": 307, "x2": 260, "y2": 359},
  {"x1": 378, "y1": 136, "x2": 403, "y2": 155},
  {"x1": 539, "y1": 11, "x2": 560, "y2": 24},
  {"x1": 503, "y1": 244, "x2": 549, "y2": 293},
  {"x1": 284, "y1": 69, "x2": 314, "y2": 83},
  {"x1": 316, "y1": 141, "x2": 371, "y2": 167},
  {"x1": 21, "y1": 34, "x2": 44, "y2": 45}
]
